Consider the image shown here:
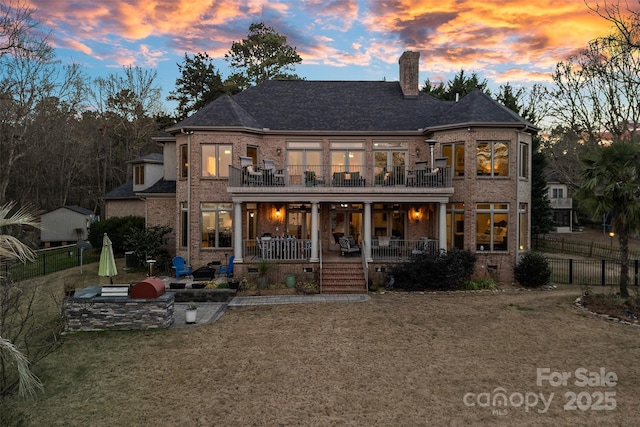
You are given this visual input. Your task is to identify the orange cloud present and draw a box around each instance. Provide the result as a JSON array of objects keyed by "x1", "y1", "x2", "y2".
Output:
[{"x1": 24, "y1": 0, "x2": 624, "y2": 85}]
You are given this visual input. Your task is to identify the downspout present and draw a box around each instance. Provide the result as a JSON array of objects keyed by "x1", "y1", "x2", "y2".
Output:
[{"x1": 181, "y1": 128, "x2": 192, "y2": 265}]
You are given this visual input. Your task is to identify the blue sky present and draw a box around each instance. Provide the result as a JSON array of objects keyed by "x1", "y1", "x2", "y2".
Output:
[{"x1": 21, "y1": 0, "x2": 623, "y2": 113}]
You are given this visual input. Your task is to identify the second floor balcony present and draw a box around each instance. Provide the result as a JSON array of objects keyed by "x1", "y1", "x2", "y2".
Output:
[
  {"x1": 550, "y1": 197, "x2": 573, "y2": 209},
  {"x1": 229, "y1": 163, "x2": 452, "y2": 191}
]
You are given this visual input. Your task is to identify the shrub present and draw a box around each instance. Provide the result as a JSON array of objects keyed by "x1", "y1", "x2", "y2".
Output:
[
  {"x1": 514, "y1": 251, "x2": 551, "y2": 288},
  {"x1": 123, "y1": 225, "x2": 172, "y2": 268},
  {"x1": 88, "y1": 216, "x2": 145, "y2": 254},
  {"x1": 462, "y1": 277, "x2": 497, "y2": 290},
  {"x1": 390, "y1": 249, "x2": 477, "y2": 291}
]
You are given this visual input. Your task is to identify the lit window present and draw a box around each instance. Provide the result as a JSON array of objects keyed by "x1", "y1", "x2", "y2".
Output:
[
  {"x1": 476, "y1": 203, "x2": 509, "y2": 251},
  {"x1": 201, "y1": 144, "x2": 232, "y2": 178},
  {"x1": 477, "y1": 141, "x2": 509, "y2": 177},
  {"x1": 201, "y1": 203, "x2": 233, "y2": 248}
]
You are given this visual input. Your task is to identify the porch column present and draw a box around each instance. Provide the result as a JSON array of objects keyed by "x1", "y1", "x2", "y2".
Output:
[
  {"x1": 364, "y1": 202, "x2": 372, "y2": 262},
  {"x1": 233, "y1": 202, "x2": 243, "y2": 262},
  {"x1": 439, "y1": 202, "x2": 447, "y2": 250},
  {"x1": 310, "y1": 202, "x2": 319, "y2": 262}
]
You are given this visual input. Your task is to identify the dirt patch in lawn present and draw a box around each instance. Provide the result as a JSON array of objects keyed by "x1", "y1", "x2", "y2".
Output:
[{"x1": 5, "y1": 285, "x2": 640, "y2": 426}]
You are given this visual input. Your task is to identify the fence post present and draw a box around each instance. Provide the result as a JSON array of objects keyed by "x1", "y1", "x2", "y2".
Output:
[
  {"x1": 635, "y1": 260, "x2": 639, "y2": 288},
  {"x1": 568, "y1": 259, "x2": 573, "y2": 284},
  {"x1": 43, "y1": 251, "x2": 46, "y2": 276},
  {"x1": 601, "y1": 259, "x2": 606, "y2": 286}
]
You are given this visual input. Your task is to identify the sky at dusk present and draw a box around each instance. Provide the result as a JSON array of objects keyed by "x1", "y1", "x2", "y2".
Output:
[{"x1": 19, "y1": 0, "x2": 625, "y2": 112}]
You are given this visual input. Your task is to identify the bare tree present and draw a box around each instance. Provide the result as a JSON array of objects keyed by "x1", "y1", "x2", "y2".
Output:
[
  {"x1": 550, "y1": 4, "x2": 640, "y2": 149},
  {"x1": 586, "y1": 0, "x2": 640, "y2": 49},
  {"x1": 89, "y1": 66, "x2": 164, "y2": 195}
]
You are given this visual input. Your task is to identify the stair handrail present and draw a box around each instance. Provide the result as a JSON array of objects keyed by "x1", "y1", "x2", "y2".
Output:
[
  {"x1": 318, "y1": 238, "x2": 323, "y2": 294},
  {"x1": 361, "y1": 240, "x2": 368, "y2": 292}
]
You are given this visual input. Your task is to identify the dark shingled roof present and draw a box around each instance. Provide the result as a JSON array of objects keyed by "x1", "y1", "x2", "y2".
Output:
[
  {"x1": 171, "y1": 80, "x2": 533, "y2": 132},
  {"x1": 103, "y1": 180, "x2": 137, "y2": 200},
  {"x1": 137, "y1": 179, "x2": 176, "y2": 195},
  {"x1": 63, "y1": 205, "x2": 93, "y2": 215},
  {"x1": 128, "y1": 153, "x2": 163, "y2": 164}
]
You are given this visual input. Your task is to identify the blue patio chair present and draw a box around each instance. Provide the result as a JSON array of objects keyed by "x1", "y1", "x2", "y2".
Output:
[
  {"x1": 218, "y1": 255, "x2": 235, "y2": 278},
  {"x1": 172, "y1": 256, "x2": 192, "y2": 279}
]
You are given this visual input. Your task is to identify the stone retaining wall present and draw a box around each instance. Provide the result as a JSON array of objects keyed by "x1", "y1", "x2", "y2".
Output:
[{"x1": 64, "y1": 286, "x2": 174, "y2": 332}]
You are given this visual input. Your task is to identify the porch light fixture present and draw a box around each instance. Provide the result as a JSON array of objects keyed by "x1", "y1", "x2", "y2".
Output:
[
  {"x1": 411, "y1": 208, "x2": 422, "y2": 222},
  {"x1": 249, "y1": 211, "x2": 255, "y2": 218},
  {"x1": 416, "y1": 147, "x2": 420, "y2": 156},
  {"x1": 276, "y1": 147, "x2": 282, "y2": 156}
]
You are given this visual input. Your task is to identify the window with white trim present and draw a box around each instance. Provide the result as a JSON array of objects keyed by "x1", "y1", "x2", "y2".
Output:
[
  {"x1": 201, "y1": 144, "x2": 232, "y2": 178},
  {"x1": 201, "y1": 203, "x2": 233, "y2": 248},
  {"x1": 477, "y1": 141, "x2": 509, "y2": 177},
  {"x1": 476, "y1": 203, "x2": 509, "y2": 251}
]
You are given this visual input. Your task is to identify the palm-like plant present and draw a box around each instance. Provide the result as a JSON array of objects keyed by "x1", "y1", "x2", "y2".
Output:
[
  {"x1": 576, "y1": 141, "x2": 640, "y2": 298},
  {"x1": 0, "y1": 202, "x2": 43, "y2": 397}
]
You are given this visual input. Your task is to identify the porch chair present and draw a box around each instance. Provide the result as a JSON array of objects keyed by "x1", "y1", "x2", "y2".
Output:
[
  {"x1": 338, "y1": 236, "x2": 361, "y2": 256},
  {"x1": 172, "y1": 256, "x2": 192, "y2": 279},
  {"x1": 263, "y1": 159, "x2": 285, "y2": 185},
  {"x1": 240, "y1": 156, "x2": 263, "y2": 185},
  {"x1": 218, "y1": 255, "x2": 235, "y2": 278}
]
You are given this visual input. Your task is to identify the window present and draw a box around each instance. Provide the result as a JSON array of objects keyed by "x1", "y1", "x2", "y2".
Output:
[
  {"x1": 134, "y1": 165, "x2": 145, "y2": 185},
  {"x1": 201, "y1": 144, "x2": 232, "y2": 178},
  {"x1": 519, "y1": 142, "x2": 529, "y2": 178},
  {"x1": 552, "y1": 188, "x2": 564, "y2": 199},
  {"x1": 180, "y1": 202, "x2": 188, "y2": 247},
  {"x1": 201, "y1": 203, "x2": 233, "y2": 248},
  {"x1": 442, "y1": 143, "x2": 465, "y2": 176},
  {"x1": 288, "y1": 149, "x2": 322, "y2": 185},
  {"x1": 446, "y1": 203, "x2": 465, "y2": 249},
  {"x1": 331, "y1": 150, "x2": 363, "y2": 173},
  {"x1": 373, "y1": 142, "x2": 407, "y2": 185},
  {"x1": 477, "y1": 141, "x2": 509, "y2": 176},
  {"x1": 180, "y1": 145, "x2": 188, "y2": 178},
  {"x1": 476, "y1": 203, "x2": 509, "y2": 251},
  {"x1": 519, "y1": 203, "x2": 528, "y2": 251},
  {"x1": 330, "y1": 141, "x2": 365, "y2": 175}
]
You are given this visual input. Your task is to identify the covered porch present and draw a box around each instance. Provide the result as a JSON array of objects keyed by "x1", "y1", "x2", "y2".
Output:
[{"x1": 228, "y1": 192, "x2": 453, "y2": 265}]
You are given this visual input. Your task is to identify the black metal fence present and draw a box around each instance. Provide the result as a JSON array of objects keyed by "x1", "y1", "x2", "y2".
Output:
[
  {"x1": 547, "y1": 258, "x2": 640, "y2": 287},
  {"x1": 1, "y1": 245, "x2": 100, "y2": 283},
  {"x1": 534, "y1": 235, "x2": 640, "y2": 260}
]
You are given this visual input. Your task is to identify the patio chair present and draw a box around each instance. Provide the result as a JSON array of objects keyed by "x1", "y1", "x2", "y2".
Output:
[
  {"x1": 263, "y1": 159, "x2": 285, "y2": 185},
  {"x1": 218, "y1": 255, "x2": 235, "y2": 278},
  {"x1": 339, "y1": 236, "x2": 361, "y2": 256},
  {"x1": 240, "y1": 156, "x2": 263, "y2": 185},
  {"x1": 172, "y1": 256, "x2": 192, "y2": 279}
]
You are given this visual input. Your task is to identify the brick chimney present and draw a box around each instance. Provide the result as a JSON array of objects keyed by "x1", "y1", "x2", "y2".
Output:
[{"x1": 399, "y1": 51, "x2": 420, "y2": 98}]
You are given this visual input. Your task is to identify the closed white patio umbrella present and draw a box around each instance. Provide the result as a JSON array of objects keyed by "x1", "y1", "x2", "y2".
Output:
[{"x1": 98, "y1": 233, "x2": 118, "y2": 284}]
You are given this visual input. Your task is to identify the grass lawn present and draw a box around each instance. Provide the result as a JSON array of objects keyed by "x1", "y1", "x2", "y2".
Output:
[{"x1": 3, "y1": 262, "x2": 640, "y2": 426}]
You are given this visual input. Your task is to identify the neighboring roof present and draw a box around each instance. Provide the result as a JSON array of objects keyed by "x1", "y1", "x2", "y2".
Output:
[
  {"x1": 103, "y1": 180, "x2": 138, "y2": 200},
  {"x1": 168, "y1": 80, "x2": 534, "y2": 133},
  {"x1": 137, "y1": 179, "x2": 176, "y2": 195},
  {"x1": 42, "y1": 205, "x2": 93, "y2": 217},
  {"x1": 128, "y1": 153, "x2": 163, "y2": 164}
]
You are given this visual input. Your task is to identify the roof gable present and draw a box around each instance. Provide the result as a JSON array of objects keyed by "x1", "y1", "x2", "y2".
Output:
[
  {"x1": 176, "y1": 95, "x2": 261, "y2": 129},
  {"x1": 435, "y1": 89, "x2": 534, "y2": 128}
]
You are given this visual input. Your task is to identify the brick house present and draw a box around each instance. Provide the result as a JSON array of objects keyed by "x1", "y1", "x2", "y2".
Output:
[
  {"x1": 159, "y1": 51, "x2": 535, "y2": 289},
  {"x1": 103, "y1": 151, "x2": 177, "y2": 249}
]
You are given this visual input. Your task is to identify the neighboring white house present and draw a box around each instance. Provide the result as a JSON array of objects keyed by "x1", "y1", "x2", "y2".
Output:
[
  {"x1": 40, "y1": 205, "x2": 95, "y2": 246},
  {"x1": 548, "y1": 182, "x2": 573, "y2": 233}
]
